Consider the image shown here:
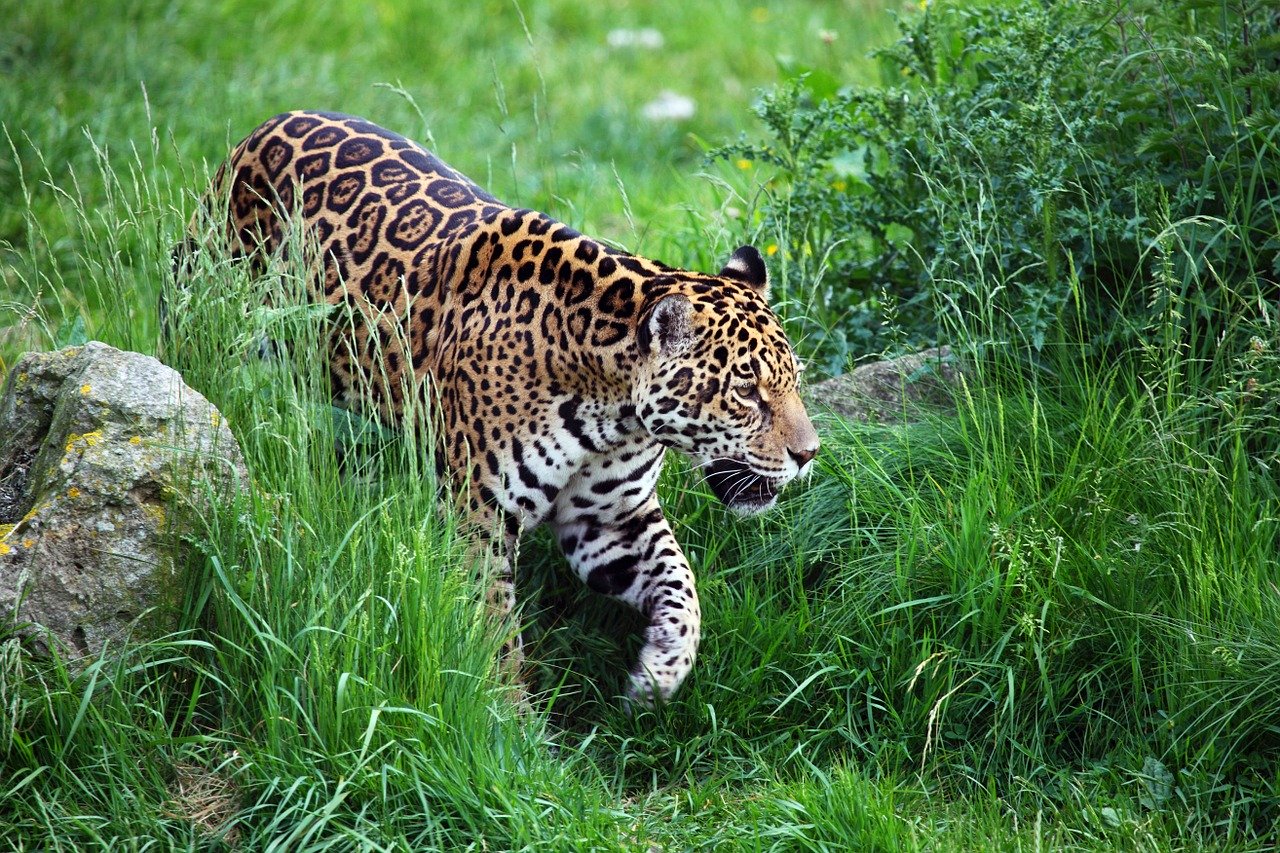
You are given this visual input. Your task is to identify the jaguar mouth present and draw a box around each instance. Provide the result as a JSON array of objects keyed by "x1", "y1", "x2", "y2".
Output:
[{"x1": 702, "y1": 458, "x2": 779, "y2": 515}]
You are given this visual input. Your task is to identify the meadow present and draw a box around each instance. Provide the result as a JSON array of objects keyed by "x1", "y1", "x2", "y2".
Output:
[{"x1": 3, "y1": 0, "x2": 1279, "y2": 850}]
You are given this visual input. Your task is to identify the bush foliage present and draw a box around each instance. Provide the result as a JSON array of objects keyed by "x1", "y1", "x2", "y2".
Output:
[{"x1": 721, "y1": 0, "x2": 1280, "y2": 371}]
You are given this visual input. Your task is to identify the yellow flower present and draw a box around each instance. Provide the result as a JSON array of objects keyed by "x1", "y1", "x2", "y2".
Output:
[
  {"x1": 80, "y1": 384, "x2": 91, "y2": 395},
  {"x1": 67, "y1": 487, "x2": 81, "y2": 499},
  {"x1": 766, "y1": 244, "x2": 779, "y2": 256},
  {"x1": 831, "y1": 179, "x2": 847, "y2": 192},
  {"x1": 735, "y1": 158, "x2": 752, "y2": 171}
]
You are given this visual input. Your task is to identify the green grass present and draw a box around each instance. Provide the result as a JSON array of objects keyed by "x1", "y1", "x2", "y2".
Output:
[
  {"x1": 4, "y1": 0, "x2": 1280, "y2": 850},
  {"x1": 0, "y1": 0, "x2": 897, "y2": 364}
]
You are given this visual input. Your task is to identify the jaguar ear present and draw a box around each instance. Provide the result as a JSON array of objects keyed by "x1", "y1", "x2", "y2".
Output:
[
  {"x1": 719, "y1": 245, "x2": 769, "y2": 297},
  {"x1": 640, "y1": 294, "x2": 695, "y2": 356}
]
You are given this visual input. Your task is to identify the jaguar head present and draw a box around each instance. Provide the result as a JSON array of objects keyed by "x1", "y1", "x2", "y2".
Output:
[{"x1": 635, "y1": 246, "x2": 819, "y2": 514}]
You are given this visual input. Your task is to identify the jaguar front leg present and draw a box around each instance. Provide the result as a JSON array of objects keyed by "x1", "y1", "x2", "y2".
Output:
[{"x1": 554, "y1": 497, "x2": 702, "y2": 707}]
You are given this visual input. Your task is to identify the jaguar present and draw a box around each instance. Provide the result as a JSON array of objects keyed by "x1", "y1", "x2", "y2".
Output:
[{"x1": 178, "y1": 110, "x2": 819, "y2": 705}]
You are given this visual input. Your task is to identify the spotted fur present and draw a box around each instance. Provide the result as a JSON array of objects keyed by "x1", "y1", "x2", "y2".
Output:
[{"x1": 182, "y1": 110, "x2": 819, "y2": 704}]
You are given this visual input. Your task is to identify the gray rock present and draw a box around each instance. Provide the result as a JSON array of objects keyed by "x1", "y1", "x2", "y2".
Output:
[
  {"x1": 804, "y1": 346, "x2": 960, "y2": 423},
  {"x1": 0, "y1": 342, "x2": 247, "y2": 659}
]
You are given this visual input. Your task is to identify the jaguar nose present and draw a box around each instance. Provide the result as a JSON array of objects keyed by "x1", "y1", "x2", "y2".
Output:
[{"x1": 789, "y1": 444, "x2": 817, "y2": 469}]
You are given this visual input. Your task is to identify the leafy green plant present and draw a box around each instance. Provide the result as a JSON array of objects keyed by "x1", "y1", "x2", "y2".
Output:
[{"x1": 720, "y1": 0, "x2": 1280, "y2": 372}]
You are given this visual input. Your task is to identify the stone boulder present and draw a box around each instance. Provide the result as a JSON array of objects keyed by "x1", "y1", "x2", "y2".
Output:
[
  {"x1": 0, "y1": 342, "x2": 247, "y2": 659},
  {"x1": 804, "y1": 346, "x2": 961, "y2": 423}
]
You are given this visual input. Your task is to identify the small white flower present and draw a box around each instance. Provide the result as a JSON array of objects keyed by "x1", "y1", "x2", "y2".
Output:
[
  {"x1": 641, "y1": 91, "x2": 696, "y2": 121},
  {"x1": 607, "y1": 28, "x2": 665, "y2": 49}
]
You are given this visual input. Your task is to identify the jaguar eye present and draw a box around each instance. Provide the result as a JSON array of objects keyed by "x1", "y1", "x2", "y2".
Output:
[{"x1": 735, "y1": 382, "x2": 763, "y2": 403}]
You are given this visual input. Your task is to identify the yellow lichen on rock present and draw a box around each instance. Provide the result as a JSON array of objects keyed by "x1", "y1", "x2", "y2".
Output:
[
  {"x1": 141, "y1": 502, "x2": 166, "y2": 526},
  {"x1": 64, "y1": 430, "x2": 104, "y2": 454},
  {"x1": 67, "y1": 487, "x2": 81, "y2": 498},
  {"x1": 21, "y1": 500, "x2": 50, "y2": 524}
]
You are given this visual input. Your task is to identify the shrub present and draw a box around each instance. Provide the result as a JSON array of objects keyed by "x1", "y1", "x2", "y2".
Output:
[{"x1": 719, "y1": 0, "x2": 1280, "y2": 373}]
